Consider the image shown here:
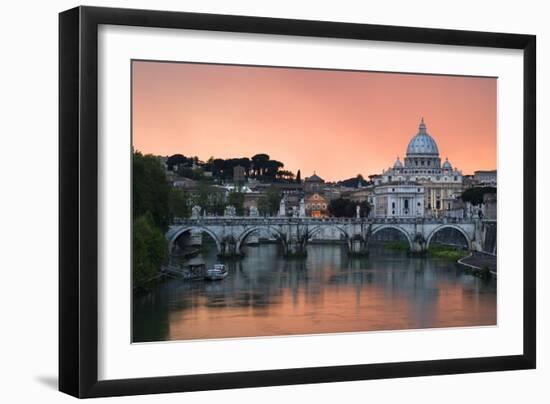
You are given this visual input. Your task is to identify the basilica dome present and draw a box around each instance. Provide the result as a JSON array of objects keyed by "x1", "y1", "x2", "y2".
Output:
[
  {"x1": 393, "y1": 157, "x2": 403, "y2": 168},
  {"x1": 442, "y1": 157, "x2": 452, "y2": 170},
  {"x1": 406, "y1": 118, "x2": 439, "y2": 156}
]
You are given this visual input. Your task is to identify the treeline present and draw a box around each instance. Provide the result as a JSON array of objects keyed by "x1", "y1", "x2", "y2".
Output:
[
  {"x1": 167, "y1": 153, "x2": 299, "y2": 183},
  {"x1": 133, "y1": 151, "x2": 190, "y2": 289},
  {"x1": 189, "y1": 184, "x2": 282, "y2": 217}
]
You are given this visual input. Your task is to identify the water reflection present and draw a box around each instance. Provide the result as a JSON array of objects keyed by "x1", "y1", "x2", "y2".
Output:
[{"x1": 132, "y1": 244, "x2": 496, "y2": 342}]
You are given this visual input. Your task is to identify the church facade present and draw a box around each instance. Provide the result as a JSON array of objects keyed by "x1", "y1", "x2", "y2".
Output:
[{"x1": 372, "y1": 118, "x2": 464, "y2": 218}]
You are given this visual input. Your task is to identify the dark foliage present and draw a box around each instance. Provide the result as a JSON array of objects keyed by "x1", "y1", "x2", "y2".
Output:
[
  {"x1": 133, "y1": 213, "x2": 167, "y2": 288},
  {"x1": 133, "y1": 151, "x2": 171, "y2": 231},
  {"x1": 461, "y1": 186, "x2": 496, "y2": 206},
  {"x1": 257, "y1": 187, "x2": 282, "y2": 216},
  {"x1": 328, "y1": 198, "x2": 371, "y2": 218}
]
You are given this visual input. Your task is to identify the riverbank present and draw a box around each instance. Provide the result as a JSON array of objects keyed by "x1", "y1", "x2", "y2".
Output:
[
  {"x1": 385, "y1": 241, "x2": 470, "y2": 261},
  {"x1": 458, "y1": 251, "x2": 497, "y2": 275},
  {"x1": 427, "y1": 244, "x2": 469, "y2": 261}
]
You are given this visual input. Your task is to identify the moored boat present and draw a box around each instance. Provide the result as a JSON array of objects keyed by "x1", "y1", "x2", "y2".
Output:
[{"x1": 205, "y1": 264, "x2": 228, "y2": 281}]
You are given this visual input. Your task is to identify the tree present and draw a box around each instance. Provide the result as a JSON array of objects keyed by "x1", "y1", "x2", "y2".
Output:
[
  {"x1": 276, "y1": 169, "x2": 295, "y2": 182},
  {"x1": 195, "y1": 181, "x2": 211, "y2": 211},
  {"x1": 263, "y1": 160, "x2": 284, "y2": 179},
  {"x1": 328, "y1": 198, "x2": 371, "y2": 218},
  {"x1": 357, "y1": 200, "x2": 371, "y2": 218},
  {"x1": 133, "y1": 151, "x2": 171, "y2": 231},
  {"x1": 251, "y1": 153, "x2": 270, "y2": 176},
  {"x1": 461, "y1": 187, "x2": 496, "y2": 206},
  {"x1": 227, "y1": 190, "x2": 245, "y2": 215},
  {"x1": 296, "y1": 169, "x2": 302, "y2": 184},
  {"x1": 133, "y1": 213, "x2": 167, "y2": 288},
  {"x1": 257, "y1": 186, "x2": 281, "y2": 216},
  {"x1": 328, "y1": 198, "x2": 355, "y2": 217},
  {"x1": 169, "y1": 188, "x2": 190, "y2": 219},
  {"x1": 166, "y1": 154, "x2": 187, "y2": 171},
  {"x1": 177, "y1": 165, "x2": 204, "y2": 180}
]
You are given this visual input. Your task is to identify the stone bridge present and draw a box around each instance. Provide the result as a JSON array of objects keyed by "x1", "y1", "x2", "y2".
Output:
[{"x1": 167, "y1": 217, "x2": 486, "y2": 258}]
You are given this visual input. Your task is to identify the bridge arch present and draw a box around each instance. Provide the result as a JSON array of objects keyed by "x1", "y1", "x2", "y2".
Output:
[
  {"x1": 426, "y1": 224, "x2": 471, "y2": 249},
  {"x1": 369, "y1": 225, "x2": 413, "y2": 250},
  {"x1": 169, "y1": 226, "x2": 222, "y2": 253},
  {"x1": 307, "y1": 225, "x2": 352, "y2": 250},
  {"x1": 236, "y1": 226, "x2": 287, "y2": 254}
]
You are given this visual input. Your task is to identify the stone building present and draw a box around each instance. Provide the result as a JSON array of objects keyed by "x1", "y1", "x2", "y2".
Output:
[
  {"x1": 373, "y1": 118, "x2": 464, "y2": 217},
  {"x1": 233, "y1": 165, "x2": 245, "y2": 185},
  {"x1": 373, "y1": 182, "x2": 424, "y2": 218},
  {"x1": 305, "y1": 192, "x2": 329, "y2": 217},
  {"x1": 346, "y1": 187, "x2": 374, "y2": 204},
  {"x1": 482, "y1": 192, "x2": 497, "y2": 220},
  {"x1": 304, "y1": 172, "x2": 325, "y2": 194},
  {"x1": 474, "y1": 170, "x2": 497, "y2": 187}
]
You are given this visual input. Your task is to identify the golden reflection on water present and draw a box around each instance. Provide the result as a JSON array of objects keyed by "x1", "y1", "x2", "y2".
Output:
[
  {"x1": 133, "y1": 244, "x2": 496, "y2": 342},
  {"x1": 166, "y1": 278, "x2": 496, "y2": 341}
]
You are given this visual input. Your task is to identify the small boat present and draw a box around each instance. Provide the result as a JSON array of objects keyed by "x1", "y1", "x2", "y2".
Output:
[{"x1": 205, "y1": 264, "x2": 228, "y2": 281}]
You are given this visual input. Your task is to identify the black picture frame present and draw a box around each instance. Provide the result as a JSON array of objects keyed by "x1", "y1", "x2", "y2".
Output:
[{"x1": 59, "y1": 5, "x2": 536, "y2": 398}]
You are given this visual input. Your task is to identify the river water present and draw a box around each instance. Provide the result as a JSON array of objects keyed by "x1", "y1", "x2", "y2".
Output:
[{"x1": 132, "y1": 243, "x2": 496, "y2": 342}]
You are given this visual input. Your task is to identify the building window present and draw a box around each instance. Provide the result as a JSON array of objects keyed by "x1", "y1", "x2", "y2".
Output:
[
  {"x1": 428, "y1": 160, "x2": 431, "y2": 166},
  {"x1": 404, "y1": 199, "x2": 409, "y2": 209},
  {"x1": 454, "y1": 176, "x2": 458, "y2": 181},
  {"x1": 392, "y1": 202, "x2": 395, "y2": 209},
  {"x1": 417, "y1": 202, "x2": 421, "y2": 206},
  {"x1": 392, "y1": 188, "x2": 395, "y2": 192}
]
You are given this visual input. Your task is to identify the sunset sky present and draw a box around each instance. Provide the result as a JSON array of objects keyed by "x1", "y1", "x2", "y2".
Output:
[{"x1": 132, "y1": 61, "x2": 496, "y2": 181}]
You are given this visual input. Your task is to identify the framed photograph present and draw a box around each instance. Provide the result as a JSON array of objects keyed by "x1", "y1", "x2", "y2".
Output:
[{"x1": 59, "y1": 6, "x2": 536, "y2": 398}]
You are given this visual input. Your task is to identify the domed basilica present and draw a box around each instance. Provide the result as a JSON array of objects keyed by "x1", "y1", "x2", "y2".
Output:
[{"x1": 372, "y1": 118, "x2": 464, "y2": 218}]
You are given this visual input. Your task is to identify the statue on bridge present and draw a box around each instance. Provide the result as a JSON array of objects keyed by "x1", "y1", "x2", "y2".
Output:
[
  {"x1": 278, "y1": 198, "x2": 286, "y2": 217},
  {"x1": 191, "y1": 205, "x2": 201, "y2": 219},
  {"x1": 356, "y1": 204, "x2": 360, "y2": 219},
  {"x1": 299, "y1": 198, "x2": 306, "y2": 218},
  {"x1": 249, "y1": 205, "x2": 259, "y2": 217},
  {"x1": 224, "y1": 205, "x2": 237, "y2": 217}
]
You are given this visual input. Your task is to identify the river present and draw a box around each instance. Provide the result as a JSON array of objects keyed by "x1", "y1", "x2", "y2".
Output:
[{"x1": 132, "y1": 243, "x2": 496, "y2": 342}]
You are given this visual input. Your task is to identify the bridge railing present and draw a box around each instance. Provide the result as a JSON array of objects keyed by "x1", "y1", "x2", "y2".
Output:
[{"x1": 170, "y1": 216, "x2": 477, "y2": 226}]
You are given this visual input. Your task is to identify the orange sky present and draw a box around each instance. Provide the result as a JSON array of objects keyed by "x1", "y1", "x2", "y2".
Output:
[{"x1": 132, "y1": 61, "x2": 496, "y2": 181}]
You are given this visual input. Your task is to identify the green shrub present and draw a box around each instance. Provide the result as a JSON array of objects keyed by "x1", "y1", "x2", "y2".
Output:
[
  {"x1": 133, "y1": 213, "x2": 168, "y2": 288},
  {"x1": 428, "y1": 244, "x2": 469, "y2": 261}
]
